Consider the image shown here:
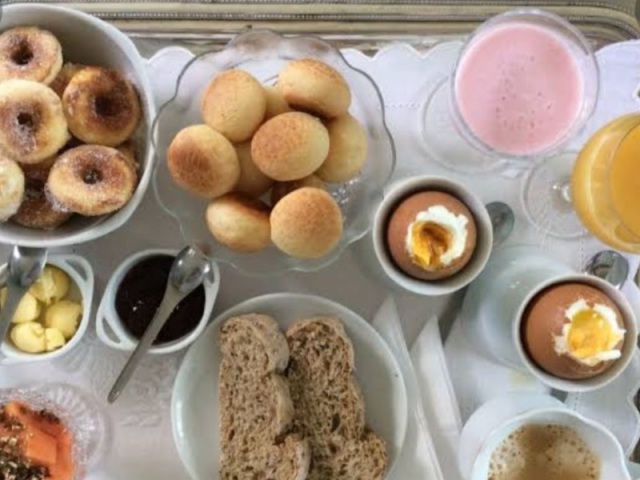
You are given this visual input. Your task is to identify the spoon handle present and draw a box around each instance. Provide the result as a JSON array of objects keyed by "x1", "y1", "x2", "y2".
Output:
[
  {"x1": 108, "y1": 284, "x2": 184, "y2": 403},
  {"x1": 0, "y1": 283, "x2": 29, "y2": 348}
]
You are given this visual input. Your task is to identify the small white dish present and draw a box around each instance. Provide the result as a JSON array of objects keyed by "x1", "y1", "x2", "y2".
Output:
[
  {"x1": 96, "y1": 249, "x2": 220, "y2": 355},
  {"x1": 0, "y1": 254, "x2": 94, "y2": 365},
  {"x1": 0, "y1": 4, "x2": 156, "y2": 248},
  {"x1": 372, "y1": 175, "x2": 493, "y2": 296},
  {"x1": 171, "y1": 293, "x2": 408, "y2": 480}
]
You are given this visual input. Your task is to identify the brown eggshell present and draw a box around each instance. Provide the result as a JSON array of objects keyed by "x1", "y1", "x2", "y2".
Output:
[
  {"x1": 521, "y1": 282, "x2": 626, "y2": 380},
  {"x1": 385, "y1": 191, "x2": 477, "y2": 281}
]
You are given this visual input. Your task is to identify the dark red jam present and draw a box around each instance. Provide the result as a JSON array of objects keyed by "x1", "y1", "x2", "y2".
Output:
[{"x1": 115, "y1": 254, "x2": 206, "y2": 344}]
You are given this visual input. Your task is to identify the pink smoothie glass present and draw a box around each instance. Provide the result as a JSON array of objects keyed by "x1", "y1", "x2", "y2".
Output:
[{"x1": 420, "y1": 9, "x2": 599, "y2": 175}]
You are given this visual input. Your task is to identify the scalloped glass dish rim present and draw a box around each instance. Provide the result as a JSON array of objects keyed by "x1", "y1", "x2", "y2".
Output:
[{"x1": 150, "y1": 29, "x2": 396, "y2": 276}]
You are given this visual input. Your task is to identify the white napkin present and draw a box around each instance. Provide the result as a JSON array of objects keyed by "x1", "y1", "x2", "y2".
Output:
[{"x1": 372, "y1": 297, "x2": 445, "y2": 480}]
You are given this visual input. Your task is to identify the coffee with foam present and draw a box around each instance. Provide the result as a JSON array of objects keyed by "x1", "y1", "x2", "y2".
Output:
[{"x1": 488, "y1": 424, "x2": 600, "y2": 480}]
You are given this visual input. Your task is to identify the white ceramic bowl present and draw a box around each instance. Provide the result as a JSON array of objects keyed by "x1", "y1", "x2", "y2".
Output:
[
  {"x1": 96, "y1": 249, "x2": 220, "y2": 355},
  {"x1": 0, "y1": 253, "x2": 94, "y2": 364},
  {"x1": 372, "y1": 175, "x2": 493, "y2": 296},
  {"x1": 0, "y1": 4, "x2": 156, "y2": 247},
  {"x1": 172, "y1": 293, "x2": 408, "y2": 480}
]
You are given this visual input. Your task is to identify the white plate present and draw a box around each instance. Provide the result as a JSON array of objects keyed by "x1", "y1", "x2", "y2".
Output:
[{"x1": 171, "y1": 293, "x2": 408, "y2": 480}]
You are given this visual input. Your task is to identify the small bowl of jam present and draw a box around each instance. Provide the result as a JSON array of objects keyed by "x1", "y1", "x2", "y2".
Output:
[{"x1": 96, "y1": 249, "x2": 220, "y2": 354}]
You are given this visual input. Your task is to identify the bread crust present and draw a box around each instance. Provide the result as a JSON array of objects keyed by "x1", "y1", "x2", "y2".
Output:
[
  {"x1": 167, "y1": 124, "x2": 239, "y2": 199},
  {"x1": 251, "y1": 112, "x2": 329, "y2": 182},
  {"x1": 278, "y1": 59, "x2": 351, "y2": 118},
  {"x1": 315, "y1": 113, "x2": 368, "y2": 183},
  {"x1": 270, "y1": 187, "x2": 343, "y2": 259},
  {"x1": 206, "y1": 193, "x2": 271, "y2": 253},
  {"x1": 201, "y1": 69, "x2": 266, "y2": 143},
  {"x1": 285, "y1": 316, "x2": 389, "y2": 480},
  {"x1": 219, "y1": 314, "x2": 310, "y2": 480}
]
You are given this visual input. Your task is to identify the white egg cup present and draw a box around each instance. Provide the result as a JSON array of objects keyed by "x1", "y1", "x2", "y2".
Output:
[
  {"x1": 372, "y1": 175, "x2": 493, "y2": 296},
  {"x1": 96, "y1": 249, "x2": 220, "y2": 355},
  {"x1": 513, "y1": 273, "x2": 638, "y2": 392},
  {"x1": 0, "y1": 254, "x2": 94, "y2": 365}
]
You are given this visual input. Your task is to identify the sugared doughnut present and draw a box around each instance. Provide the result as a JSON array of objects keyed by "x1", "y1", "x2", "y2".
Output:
[
  {"x1": 168, "y1": 124, "x2": 240, "y2": 199},
  {"x1": 200, "y1": 70, "x2": 266, "y2": 143},
  {"x1": 0, "y1": 79, "x2": 69, "y2": 164},
  {"x1": 270, "y1": 174, "x2": 325, "y2": 207},
  {"x1": 234, "y1": 141, "x2": 273, "y2": 198},
  {"x1": 62, "y1": 66, "x2": 142, "y2": 146},
  {"x1": 13, "y1": 174, "x2": 71, "y2": 230},
  {"x1": 49, "y1": 62, "x2": 86, "y2": 97},
  {"x1": 270, "y1": 187, "x2": 343, "y2": 258},
  {"x1": 47, "y1": 145, "x2": 137, "y2": 216},
  {"x1": 251, "y1": 112, "x2": 329, "y2": 181},
  {"x1": 0, "y1": 27, "x2": 62, "y2": 84},
  {"x1": 278, "y1": 59, "x2": 351, "y2": 118},
  {"x1": 206, "y1": 193, "x2": 271, "y2": 253},
  {"x1": 0, "y1": 155, "x2": 25, "y2": 221},
  {"x1": 316, "y1": 113, "x2": 368, "y2": 183},
  {"x1": 264, "y1": 86, "x2": 290, "y2": 119}
]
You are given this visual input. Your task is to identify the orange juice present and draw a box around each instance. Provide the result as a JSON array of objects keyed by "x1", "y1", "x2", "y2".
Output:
[{"x1": 572, "y1": 114, "x2": 640, "y2": 253}]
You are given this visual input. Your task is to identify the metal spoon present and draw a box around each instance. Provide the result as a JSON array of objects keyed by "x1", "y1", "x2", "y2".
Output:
[
  {"x1": 0, "y1": 247, "x2": 48, "y2": 344},
  {"x1": 583, "y1": 250, "x2": 629, "y2": 290},
  {"x1": 486, "y1": 201, "x2": 515, "y2": 247},
  {"x1": 108, "y1": 246, "x2": 211, "y2": 403}
]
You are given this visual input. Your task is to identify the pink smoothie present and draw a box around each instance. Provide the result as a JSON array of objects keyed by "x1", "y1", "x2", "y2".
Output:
[{"x1": 454, "y1": 22, "x2": 584, "y2": 156}]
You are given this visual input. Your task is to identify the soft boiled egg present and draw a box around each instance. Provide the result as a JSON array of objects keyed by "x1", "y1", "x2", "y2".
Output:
[
  {"x1": 385, "y1": 191, "x2": 477, "y2": 280},
  {"x1": 521, "y1": 282, "x2": 626, "y2": 380}
]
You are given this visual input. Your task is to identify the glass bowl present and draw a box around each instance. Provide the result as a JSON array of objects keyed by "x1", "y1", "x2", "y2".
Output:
[
  {"x1": 152, "y1": 30, "x2": 396, "y2": 275},
  {"x1": 0, "y1": 383, "x2": 112, "y2": 479}
]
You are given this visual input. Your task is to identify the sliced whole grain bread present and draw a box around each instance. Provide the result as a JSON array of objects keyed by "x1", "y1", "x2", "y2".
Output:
[
  {"x1": 219, "y1": 314, "x2": 310, "y2": 480},
  {"x1": 285, "y1": 316, "x2": 389, "y2": 480}
]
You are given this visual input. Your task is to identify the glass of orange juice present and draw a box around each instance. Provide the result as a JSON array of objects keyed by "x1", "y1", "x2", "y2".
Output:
[
  {"x1": 571, "y1": 114, "x2": 640, "y2": 253},
  {"x1": 523, "y1": 114, "x2": 640, "y2": 245}
]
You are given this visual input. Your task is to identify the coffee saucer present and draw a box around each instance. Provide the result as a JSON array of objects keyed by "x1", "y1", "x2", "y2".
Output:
[{"x1": 460, "y1": 245, "x2": 574, "y2": 369}]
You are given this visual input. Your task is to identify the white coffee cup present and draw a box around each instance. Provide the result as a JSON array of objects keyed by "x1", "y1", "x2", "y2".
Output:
[
  {"x1": 96, "y1": 249, "x2": 220, "y2": 355},
  {"x1": 459, "y1": 393, "x2": 640, "y2": 480},
  {"x1": 461, "y1": 245, "x2": 638, "y2": 392},
  {"x1": 372, "y1": 175, "x2": 493, "y2": 296}
]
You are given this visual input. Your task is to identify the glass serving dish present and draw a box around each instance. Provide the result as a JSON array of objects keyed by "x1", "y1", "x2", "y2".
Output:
[
  {"x1": 0, "y1": 383, "x2": 112, "y2": 479},
  {"x1": 152, "y1": 30, "x2": 396, "y2": 275}
]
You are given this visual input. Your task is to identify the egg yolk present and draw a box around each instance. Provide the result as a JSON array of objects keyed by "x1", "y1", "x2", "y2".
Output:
[
  {"x1": 409, "y1": 221, "x2": 451, "y2": 270},
  {"x1": 567, "y1": 308, "x2": 616, "y2": 359}
]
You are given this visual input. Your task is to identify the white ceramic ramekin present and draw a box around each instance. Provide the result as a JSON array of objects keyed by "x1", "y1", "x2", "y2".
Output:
[
  {"x1": 372, "y1": 175, "x2": 493, "y2": 296},
  {"x1": 96, "y1": 249, "x2": 220, "y2": 355},
  {"x1": 0, "y1": 5, "x2": 156, "y2": 248},
  {"x1": 0, "y1": 254, "x2": 94, "y2": 364}
]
